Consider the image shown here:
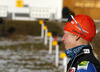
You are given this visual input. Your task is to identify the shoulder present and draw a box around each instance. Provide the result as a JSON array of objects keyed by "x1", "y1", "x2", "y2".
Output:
[{"x1": 76, "y1": 61, "x2": 97, "y2": 72}]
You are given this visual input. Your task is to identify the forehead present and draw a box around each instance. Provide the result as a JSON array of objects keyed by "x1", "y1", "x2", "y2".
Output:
[
  {"x1": 63, "y1": 31, "x2": 75, "y2": 36},
  {"x1": 64, "y1": 31, "x2": 69, "y2": 34}
]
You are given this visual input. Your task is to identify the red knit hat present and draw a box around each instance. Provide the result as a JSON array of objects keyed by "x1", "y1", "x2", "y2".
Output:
[{"x1": 64, "y1": 14, "x2": 96, "y2": 42}]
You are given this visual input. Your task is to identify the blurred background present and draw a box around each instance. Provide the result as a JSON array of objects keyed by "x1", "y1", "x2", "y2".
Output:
[{"x1": 0, "y1": 0, "x2": 100, "y2": 72}]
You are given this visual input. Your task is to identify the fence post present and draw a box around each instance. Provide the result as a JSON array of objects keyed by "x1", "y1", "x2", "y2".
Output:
[
  {"x1": 52, "y1": 40, "x2": 59, "y2": 67},
  {"x1": 39, "y1": 20, "x2": 44, "y2": 38},
  {"x1": 43, "y1": 25, "x2": 48, "y2": 45},
  {"x1": 47, "y1": 32, "x2": 53, "y2": 54},
  {"x1": 60, "y1": 52, "x2": 67, "y2": 72}
]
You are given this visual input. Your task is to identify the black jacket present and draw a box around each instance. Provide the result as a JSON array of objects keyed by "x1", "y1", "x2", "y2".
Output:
[{"x1": 67, "y1": 46, "x2": 100, "y2": 72}]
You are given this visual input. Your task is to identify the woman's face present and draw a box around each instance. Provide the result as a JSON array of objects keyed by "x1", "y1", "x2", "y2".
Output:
[{"x1": 61, "y1": 31, "x2": 77, "y2": 50}]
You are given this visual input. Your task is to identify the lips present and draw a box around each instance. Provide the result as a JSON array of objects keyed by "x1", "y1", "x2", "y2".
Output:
[{"x1": 64, "y1": 42, "x2": 67, "y2": 48}]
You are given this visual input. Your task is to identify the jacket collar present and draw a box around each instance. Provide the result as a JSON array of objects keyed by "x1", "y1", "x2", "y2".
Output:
[
  {"x1": 65, "y1": 45, "x2": 91, "y2": 60},
  {"x1": 78, "y1": 45, "x2": 92, "y2": 55}
]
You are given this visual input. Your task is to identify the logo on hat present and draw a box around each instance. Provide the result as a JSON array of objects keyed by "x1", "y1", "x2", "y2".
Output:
[{"x1": 71, "y1": 21, "x2": 74, "y2": 24}]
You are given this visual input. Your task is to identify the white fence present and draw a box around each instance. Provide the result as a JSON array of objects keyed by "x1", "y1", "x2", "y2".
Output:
[
  {"x1": 12, "y1": 7, "x2": 52, "y2": 20},
  {"x1": 0, "y1": 6, "x2": 7, "y2": 17},
  {"x1": 0, "y1": 6, "x2": 53, "y2": 20},
  {"x1": 30, "y1": 7, "x2": 51, "y2": 19}
]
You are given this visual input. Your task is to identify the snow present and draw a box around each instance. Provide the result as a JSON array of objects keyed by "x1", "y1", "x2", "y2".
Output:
[{"x1": 0, "y1": 36, "x2": 64, "y2": 72}]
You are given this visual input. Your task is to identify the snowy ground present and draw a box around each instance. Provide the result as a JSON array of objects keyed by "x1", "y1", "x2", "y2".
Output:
[{"x1": 0, "y1": 36, "x2": 65, "y2": 72}]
